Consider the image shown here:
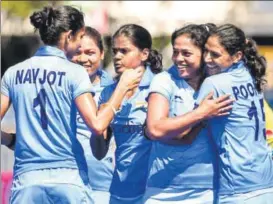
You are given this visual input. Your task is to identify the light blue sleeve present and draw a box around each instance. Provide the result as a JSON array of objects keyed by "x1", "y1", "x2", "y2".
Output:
[
  {"x1": 98, "y1": 85, "x2": 113, "y2": 108},
  {"x1": 1, "y1": 69, "x2": 12, "y2": 97},
  {"x1": 70, "y1": 64, "x2": 94, "y2": 100},
  {"x1": 149, "y1": 72, "x2": 173, "y2": 101},
  {"x1": 196, "y1": 77, "x2": 218, "y2": 105}
]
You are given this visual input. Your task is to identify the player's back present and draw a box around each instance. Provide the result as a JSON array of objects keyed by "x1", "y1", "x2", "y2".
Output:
[
  {"x1": 2, "y1": 46, "x2": 92, "y2": 176},
  {"x1": 206, "y1": 61, "x2": 273, "y2": 194}
]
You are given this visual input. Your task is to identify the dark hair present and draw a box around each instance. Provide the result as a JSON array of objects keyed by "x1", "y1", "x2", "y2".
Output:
[
  {"x1": 211, "y1": 24, "x2": 266, "y2": 92},
  {"x1": 84, "y1": 26, "x2": 104, "y2": 52},
  {"x1": 171, "y1": 23, "x2": 216, "y2": 48},
  {"x1": 30, "y1": 6, "x2": 84, "y2": 45},
  {"x1": 171, "y1": 23, "x2": 216, "y2": 86},
  {"x1": 113, "y1": 24, "x2": 162, "y2": 74}
]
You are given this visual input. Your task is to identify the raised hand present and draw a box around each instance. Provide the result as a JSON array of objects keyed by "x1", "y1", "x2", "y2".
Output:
[
  {"x1": 118, "y1": 66, "x2": 144, "y2": 91},
  {"x1": 197, "y1": 91, "x2": 235, "y2": 119}
]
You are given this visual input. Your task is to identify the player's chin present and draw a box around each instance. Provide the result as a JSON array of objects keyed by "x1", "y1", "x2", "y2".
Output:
[
  {"x1": 206, "y1": 66, "x2": 221, "y2": 76},
  {"x1": 178, "y1": 70, "x2": 194, "y2": 79}
]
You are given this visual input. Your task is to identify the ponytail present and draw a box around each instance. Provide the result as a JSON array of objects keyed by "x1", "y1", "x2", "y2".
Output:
[
  {"x1": 244, "y1": 38, "x2": 267, "y2": 92},
  {"x1": 146, "y1": 49, "x2": 163, "y2": 74},
  {"x1": 30, "y1": 5, "x2": 84, "y2": 45},
  {"x1": 30, "y1": 7, "x2": 54, "y2": 29}
]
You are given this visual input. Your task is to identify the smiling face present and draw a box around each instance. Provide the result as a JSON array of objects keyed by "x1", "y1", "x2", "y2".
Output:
[
  {"x1": 71, "y1": 35, "x2": 104, "y2": 76},
  {"x1": 172, "y1": 34, "x2": 202, "y2": 79},
  {"x1": 112, "y1": 35, "x2": 148, "y2": 75},
  {"x1": 204, "y1": 35, "x2": 237, "y2": 76}
]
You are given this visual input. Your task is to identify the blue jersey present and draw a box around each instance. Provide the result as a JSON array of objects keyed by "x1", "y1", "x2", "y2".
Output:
[
  {"x1": 99, "y1": 67, "x2": 155, "y2": 199},
  {"x1": 196, "y1": 61, "x2": 273, "y2": 195},
  {"x1": 147, "y1": 66, "x2": 215, "y2": 190},
  {"x1": 76, "y1": 69, "x2": 115, "y2": 191},
  {"x1": 92, "y1": 69, "x2": 114, "y2": 104},
  {"x1": 1, "y1": 46, "x2": 94, "y2": 177}
]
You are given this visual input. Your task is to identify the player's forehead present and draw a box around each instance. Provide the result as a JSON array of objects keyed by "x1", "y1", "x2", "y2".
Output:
[
  {"x1": 113, "y1": 35, "x2": 135, "y2": 49},
  {"x1": 205, "y1": 36, "x2": 226, "y2": 54},
  {"x1": 173, "y1": 35, "x2": 200, "y2": 51}
]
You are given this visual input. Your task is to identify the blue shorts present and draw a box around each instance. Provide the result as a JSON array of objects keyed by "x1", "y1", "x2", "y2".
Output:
[
  {"x1": 10, "y1": 168, "x2": 94, "y2": 204},
  {"x1": 143, "y1": 187, "x2": 214, "y2": 204},
  {"x1": 219, "y1": 187, "x2": 273, "y2": 204}
]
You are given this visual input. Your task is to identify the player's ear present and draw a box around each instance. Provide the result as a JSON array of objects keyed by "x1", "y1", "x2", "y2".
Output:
[
  {"x1": 101, "y1": 51, "x2": 105, "y2": 60},
  {"x1": 141, "y1": 48, "x2": 149, "y2": 62},
  {"x1": 67, "y1": 30, "x2": 73, "y2": 41},
  {"x1": 232, "y1": 51, "x2": 243, "y2": 64}
]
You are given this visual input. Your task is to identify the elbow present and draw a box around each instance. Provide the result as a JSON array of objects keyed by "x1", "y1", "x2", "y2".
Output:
[
  {"x1": 87, "y1": 121, "x2": 105, "y2": 136},
  {"x1": 82, "y1": 116, "x2": 105, "y2": 136},
  {"x1": 92, "y1": 127, "x2": 104, "y2": 137},
  {"x1": 146, "y1": 126, "x2": 165, "y2": 141}
]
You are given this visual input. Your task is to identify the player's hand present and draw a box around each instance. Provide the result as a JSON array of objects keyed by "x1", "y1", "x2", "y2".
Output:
[
  {"x1": 118, "y1": 66, "x2": 144, "y2": 91},
  {"x1": 197, "y1": 91, "x2": 234, "y2": 119}
]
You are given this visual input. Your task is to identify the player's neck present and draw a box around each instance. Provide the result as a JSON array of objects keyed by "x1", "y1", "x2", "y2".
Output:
[{"x1": 185, "y1": 75, "x2": 202, "y2": 91}]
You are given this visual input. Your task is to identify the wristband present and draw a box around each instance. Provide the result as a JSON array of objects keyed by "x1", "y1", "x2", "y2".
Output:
[{"x1": 7, "y1": 133, "x2": 16, "y2": 149}]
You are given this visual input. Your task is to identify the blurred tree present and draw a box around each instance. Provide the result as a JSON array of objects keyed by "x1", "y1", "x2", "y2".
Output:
[
  {"x1": 1, "y1": 1, "x2": 64, "y2": 18},
  {"x1": 153, "y1": 36, "x2": 171, "y2": 51}
]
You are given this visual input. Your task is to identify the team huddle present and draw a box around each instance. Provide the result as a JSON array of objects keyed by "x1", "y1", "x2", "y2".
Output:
[{"x1": 1, "y1": 5, "x2": 273, "y2": 204}]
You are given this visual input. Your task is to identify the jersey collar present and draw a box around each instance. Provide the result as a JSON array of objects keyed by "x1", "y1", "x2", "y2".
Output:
[
  {"x1": 222, "y1": 60, "x2": 245, "y2": 73},
  {"x1": 97, "y1": 69, "x2": 114, "y2": 87},
  {"x1": 169, "y1": 65, "x2": 181, "y2": 80},
  {"x1": 34, "y1": 46, "x2": 67, "y2": 60},
  {"x1": 139, "y1": 66, "x2": 155, "y2": 87}
]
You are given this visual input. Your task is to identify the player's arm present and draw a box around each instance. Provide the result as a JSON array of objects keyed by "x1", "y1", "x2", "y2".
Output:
[
  {"x1": 159, "y1": 122, "x2": 206, "y2": 145},
  {"x1": 1, "y1": 94, "x2": 15, "y2": 148},
  {"x1": 1, "y1": 94, "x2": 10, "y2": 119},
  {"x1": 75, "y1": 68, "x2": 142, "y2": 136},
  {"x1": 146, "y1": 91, "x2": 233, "y2": 141}
]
